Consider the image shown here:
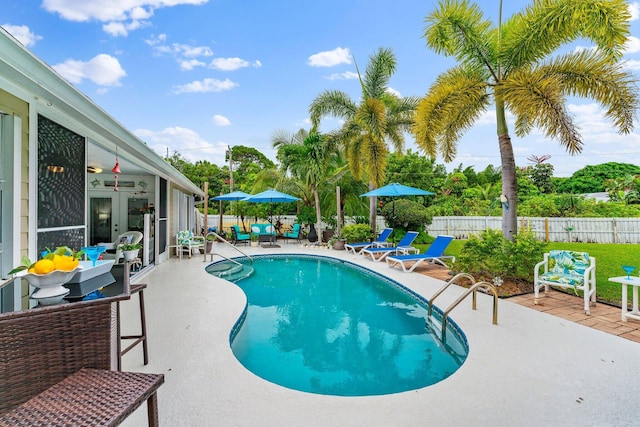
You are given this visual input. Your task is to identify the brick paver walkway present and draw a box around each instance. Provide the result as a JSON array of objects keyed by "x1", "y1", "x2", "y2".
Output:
[
  {"x1": 414, "y1": 264, "x2": 640, "y2": 344},
  {"x1": 509, "y1": 290, "x2": 640, "y2": 343}
]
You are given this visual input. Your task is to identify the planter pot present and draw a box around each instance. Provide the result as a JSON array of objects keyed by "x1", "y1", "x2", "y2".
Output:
[
  {"x1": 322, "y1": 229, "x2": 334, "y2": 243},
  {"x1": 250, "y1": 241, "x2": 259, "y2": 247},
  {"x1": 200, "y1": 241, "x2": 214, "y2": 254},
  {"x1": 123, "y1": 250, "x2": 139, "y2": 262},
  {"x1": 332, "y1": 239, "x2": 347, "y2": 250},
  {"x1": 308, "y1": 224, "x2": 318, "y2": 243}
]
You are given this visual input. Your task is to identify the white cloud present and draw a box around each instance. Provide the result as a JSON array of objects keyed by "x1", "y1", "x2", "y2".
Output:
[
  {"x1": 2, "y1": 24, "x2": 42, "y2": 47},
  {"x1": 52, "y1": 53, "x2": 126, "y2": 87},
  {"x1": 209, "y1": 57, "x2": 261, "y2": 71},
  {"x1": 308, "y1": 47, "x2": 351, "y2": 67},
  {"x1": 134, "y1": 126, "x2": 227, "y2": 164},
  {"x1": 386, "y1": 87, "x2": 401, "y2": 97},
  {"x1": 103, "y1": 18, "x2": 149, "y2": 37},
  {"x1": 623, "y1": 59, "x2": 640, "y2": 70},
  {"x1": 212, "y1": 114, "x2": 231, "y2": 126},
  {"x1": 153, "y1": 42, "x2": 212, "y2": 57},
  {"x1": 145, "y1": 33, "x2": 166, "y2": 46},
  {"x1": 179, "y1": 59, "x2": 206, "y2": 70},
  {"x1": 326, "y1": 71, "x2": 358, "y2": 80},
  {"x1": 42, "y1": 0, "x2": 207, "y2": 36},
  {"x1": 150, "y1": 38, "x2": 216, "y2": 70},
  {"x1": 172, "y1": 78, "x2": 238, "y2": 94},
  {"x1": 629, "y1": 2, "x2": 640, "y2": 21},
  {"x1": 625, "y1": 36, "x2": 640, "y2": 54}
]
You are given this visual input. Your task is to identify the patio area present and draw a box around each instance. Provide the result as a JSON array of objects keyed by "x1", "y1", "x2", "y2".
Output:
[{"x1": 120, "y1": 243, "x2": 640, "y2": 426}]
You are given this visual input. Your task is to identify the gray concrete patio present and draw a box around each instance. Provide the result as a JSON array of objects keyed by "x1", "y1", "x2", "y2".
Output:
[{"x1": 120, "y1": 242, "x2": 640, "y2": 426}]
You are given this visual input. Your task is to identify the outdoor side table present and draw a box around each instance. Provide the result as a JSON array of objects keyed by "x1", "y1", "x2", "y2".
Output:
[{"x1": 608, "y1": 276, "x2": 640, "y2": 322}]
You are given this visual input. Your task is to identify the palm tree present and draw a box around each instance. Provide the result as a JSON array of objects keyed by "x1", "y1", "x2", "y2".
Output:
[
  {"x1": 413, "y1": 0, "x2": 638, "y2": 240},
  {"x1": 272, "y1": 130, "x2": 338, "y2": 233},
  {"x1": 309, "y1": 47, "x2": 418, "y2": 233}
]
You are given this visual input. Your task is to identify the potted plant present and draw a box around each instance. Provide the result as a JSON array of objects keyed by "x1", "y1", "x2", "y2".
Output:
[
  {"x1": 120, "y1": 243, "x2": 142, "y2": 262},
  {"x1": 200, "y1": 233, "x2": 217, "y2": 253},
  {"x1": 328, "y1": 234, "x2": 347, "y2": 250},
  {"x1": 250, "y1": 233, "x2": 259, "y2": 247}
]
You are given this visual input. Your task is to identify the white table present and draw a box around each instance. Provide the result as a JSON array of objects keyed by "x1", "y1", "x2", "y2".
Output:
[{"x1": 608, "y1": 276, "x2": 640, "y2": 322}]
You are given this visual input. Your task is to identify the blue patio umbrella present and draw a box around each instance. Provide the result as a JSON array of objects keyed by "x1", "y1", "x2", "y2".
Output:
[
  {"x1": 243, "y1": 189, "x2": 301, "y2": 247},
  {"x1": 211, "y1": 190, "x2": 251, "y2": 201},
  {"x1": 361, "y1": 183, "x2": 434, "y2": 229},
  {"x1": 211, "y1": 190, "x2": 251, "y2": 229}
]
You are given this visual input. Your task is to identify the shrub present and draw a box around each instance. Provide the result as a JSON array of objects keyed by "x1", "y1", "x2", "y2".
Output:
[
  {"x1": 381, "y1": 199, "x2": 432, "y2": 231},
  {"x1": 454, "y1": 228, "x2": 547, "y2": 281},
  {"x1": 340, "y1": 224, "x2": 372, "y2": 243}
]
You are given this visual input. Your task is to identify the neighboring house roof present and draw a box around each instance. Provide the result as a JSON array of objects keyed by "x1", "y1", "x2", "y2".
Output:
[
  {"x1": 581, "y1": 192, "x2": 610, "y2": 202},
  {"x1": 0, "y1": 27, "x2": 203, "y2": 197}
]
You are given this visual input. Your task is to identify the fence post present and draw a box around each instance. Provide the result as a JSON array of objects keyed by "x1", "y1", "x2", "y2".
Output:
[
  {"x1": 613, "y1": 218, "x2": 618, "y2": 243},
  {"x1": 545, "y1": 218, "x2": 549, "y2": 242}
]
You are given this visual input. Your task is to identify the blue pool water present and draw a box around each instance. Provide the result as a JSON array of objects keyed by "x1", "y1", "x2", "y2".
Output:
[{"x1": 209, "y1": 254, "x2": 468, "y2": 396}]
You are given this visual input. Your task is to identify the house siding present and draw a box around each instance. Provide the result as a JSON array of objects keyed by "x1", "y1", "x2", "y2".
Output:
[{"x1": 0, "y1": 89, "x2": 30, "y2": 307}]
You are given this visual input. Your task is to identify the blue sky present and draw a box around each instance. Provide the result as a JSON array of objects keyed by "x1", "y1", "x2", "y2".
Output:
[{"x1": 3, "y1": 0, "x2": 640, "y2": 177}]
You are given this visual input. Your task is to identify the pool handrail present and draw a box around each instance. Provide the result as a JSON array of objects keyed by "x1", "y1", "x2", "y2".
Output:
[
  {"x1": 427, "y1": 272, "x2": 498, "y2": 338},
  {"x1": 203, "y1": 231, "x2": 253, "y2": 264}
]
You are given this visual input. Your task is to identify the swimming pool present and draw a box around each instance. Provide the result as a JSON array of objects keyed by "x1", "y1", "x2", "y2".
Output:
[{"x1": 207, "y1": 254, "x2": 468, "y2": 396}]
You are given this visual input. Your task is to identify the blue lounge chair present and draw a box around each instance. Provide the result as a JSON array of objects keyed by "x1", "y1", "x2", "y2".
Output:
[
  {"x1": 360, "y1": 231, "x2": 419, "y2": 262},
  {"x1": 386, "y1": 235, "x2": 455, "y2": 272},
  {"x1": 231, "y1": 225, "x2": 251, "y2": 245},
  {"x1": 345, "y1": 228, "x2": 393, "y2": 254},
  {"x1": 283, "y1": 223, "x2": 301, "y2": 243}
]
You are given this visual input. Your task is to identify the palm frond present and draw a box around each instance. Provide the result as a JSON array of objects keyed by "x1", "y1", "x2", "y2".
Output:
[
  {"x1": 413, "y1": 66, "x2": 490, "y2": 161},
  {"x1": 309, "y1": 90, "x2": 357, "y2": 128},
  {"x1": 501, "y1": 69, "x2": 582, "y2": 153},
  {"x1": 363, "y1": 47, "x2": 397, "y2": 99},
  {"x1": 501, "y1": 0, "x2": 631, "y2": 74},
  {"x1": 424, "y1": 0, "x2": 498, "y2": 79},
  {"x1": 362, "y1": 135, "x2": 388, "y2": 187},
  {"x1": 355, "y1": 98, "x2": 387, "y2": 143},
  {"x1": 542, "y1": 50, "x2": 639, "y2": 134}
]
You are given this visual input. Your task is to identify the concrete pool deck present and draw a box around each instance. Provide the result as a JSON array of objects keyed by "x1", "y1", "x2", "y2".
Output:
[{"x1": 120, "y1": 243, "x2": 640, "y2": 426}]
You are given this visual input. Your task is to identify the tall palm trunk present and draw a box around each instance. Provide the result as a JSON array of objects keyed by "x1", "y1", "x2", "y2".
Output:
[
  {"x1": 368, "y1": 182, "x2": 377, "y2": 235},
  {"x1": 313, "y1": 184, "x2": 322, "y2": 234},
  {"x1": 499, "y1": 133, "x2": 517, "y2": 240},
  {"x1": 495, "y1": 96, "x2": 518, "y2": 240}
]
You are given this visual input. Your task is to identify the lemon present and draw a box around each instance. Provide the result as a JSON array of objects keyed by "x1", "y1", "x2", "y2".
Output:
[
  {"x1": 53, "y1": 254, "x2": 77, "y2": 271},
  {"x1": 33, "y1": 259, "x2": 55, "y2": 275}
]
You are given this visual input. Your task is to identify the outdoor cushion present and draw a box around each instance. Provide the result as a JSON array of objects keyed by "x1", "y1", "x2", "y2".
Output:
[
  {"x1": 534, "y1": 250, "x2": 596, "y2": 315},
  {"x1": 250, "y1": 224, "x2": 276, "y2": 235},
  {"x1": 540, "y1": 250, "x2": 590, "y2": 286}
]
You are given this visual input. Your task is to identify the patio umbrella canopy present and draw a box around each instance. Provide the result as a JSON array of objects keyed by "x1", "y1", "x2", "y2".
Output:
[
  {"x1": 211, "y1": 190, "x2": 251, "y2": 201},
  {"x1": 360, "y1": 183, "x2": 434, "y2": 229},
  {"x1": 211, "y1": 190, "x2": 251, "y2": 229},
  {"x1": 242, "y1": 189, "x2": 301, "y2": 247}
]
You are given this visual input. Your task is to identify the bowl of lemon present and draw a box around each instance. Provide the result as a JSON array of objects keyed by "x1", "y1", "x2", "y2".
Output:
[{"x1": 10, "y1": 246, "x2": 84, "y2": 305}]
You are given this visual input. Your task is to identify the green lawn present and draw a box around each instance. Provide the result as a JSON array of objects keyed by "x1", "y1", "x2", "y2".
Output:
[{"x1": 416, "y1": 239, "x2": 640, "y2": 306}]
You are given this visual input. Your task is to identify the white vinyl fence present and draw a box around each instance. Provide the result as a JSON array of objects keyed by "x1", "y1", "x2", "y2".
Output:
[
  {"x1": 197, "y1": 212, "x2": 640, "y2": 244},
  {"x1": 426, "y1": 216, "x2": 640, "y2": 244}
]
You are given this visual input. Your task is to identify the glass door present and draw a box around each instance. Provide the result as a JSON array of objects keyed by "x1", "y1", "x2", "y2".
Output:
[
  {"x1": 127, "y1": 197, "x2": 148, "y2": 232},
  {"x1": 89, "y1": 196, "x2": 120, "y2": 245}
]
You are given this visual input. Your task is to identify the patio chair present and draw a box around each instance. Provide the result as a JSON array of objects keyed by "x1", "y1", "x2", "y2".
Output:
[
  {"x1": 534, "y1": 250, "x2": 596, "y2": 315},
  {"x1": 345, "y1": 228, "x2": 393, "y2": 254},
  {"x1": 231, "y1": 225, "x2": 250, "y2": 245},
  {"x1": 386, "y1": 235, "x2": 455, "y2": 272},
  {"x1": 283, "y1": 223, "x2": 301, "y2": 243},
  {"x1": 176, "y1": 230, "x2": 205, "y2": 258},
  {"x1": 98, "y1": 231, "x2": 143, "y2": 263},
  {"x1": 360, "y1": 231, "x2": 419, "y2": 262}
]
